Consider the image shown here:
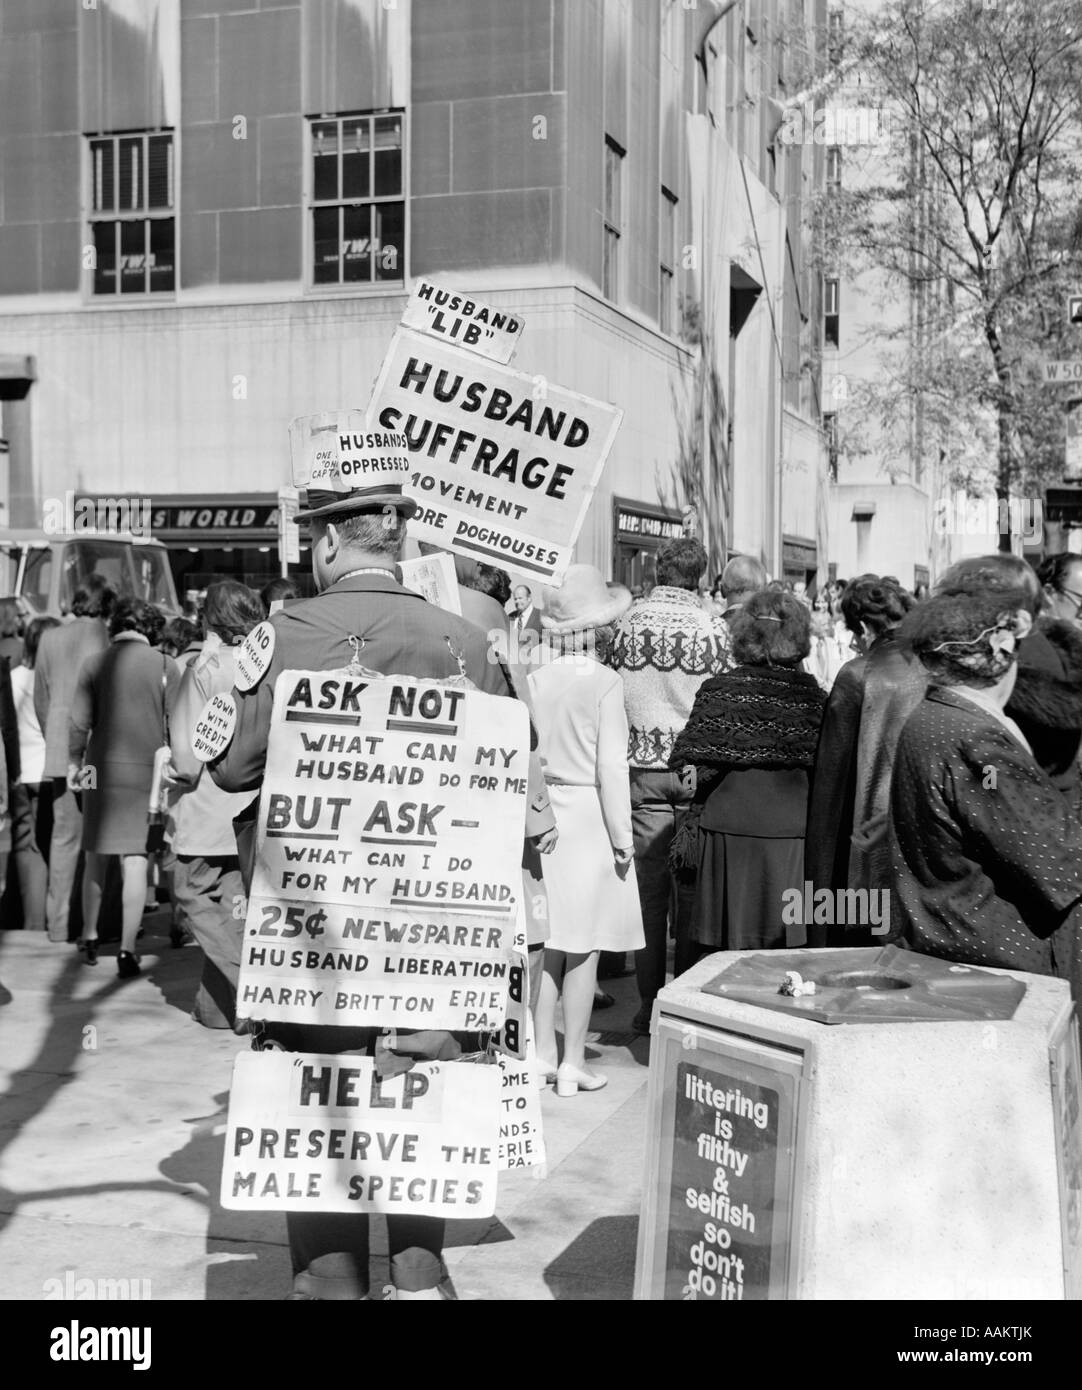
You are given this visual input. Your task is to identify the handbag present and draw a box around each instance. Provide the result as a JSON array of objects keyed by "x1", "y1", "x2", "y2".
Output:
[{"x1": 146, "y1": 654, "x2": 170, "y2": 855}]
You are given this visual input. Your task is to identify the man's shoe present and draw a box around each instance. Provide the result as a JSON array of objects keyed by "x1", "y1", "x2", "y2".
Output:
[
  {"x1": 631, "y1": 1008, "x2": 652, "y2": 1036},
  {"x1": 592, "y1": 989, "x2": 615, "y2": 1011},
  {"x1": 77, "y1": 938, "x2": 98, "y2": 967}
]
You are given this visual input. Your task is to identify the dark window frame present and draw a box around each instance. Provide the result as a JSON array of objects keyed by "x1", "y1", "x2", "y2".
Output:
[
  {"x1": 87, "y1": 129, "x2": 176, "y2": 297},
  {"x1": 824, "y1": 275, "x2": 840, "y2": 347},
  {"x1": 308, "y1": 109, "x2": 406, "y2": 289},
  {"x1": 659, "y1": 185, "x2": 678, "y2": 334},
  {"x1": 603, "y1": 135, "x2": 625, "y2": 303}
]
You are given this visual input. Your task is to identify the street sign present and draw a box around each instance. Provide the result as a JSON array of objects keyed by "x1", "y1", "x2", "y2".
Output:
[
  {"x1": 1043, "y1": 361, "x2": 1082, "y2": 385},
  {"x1": 277, "y1": 484, "x2": 299, "y2": 567}
]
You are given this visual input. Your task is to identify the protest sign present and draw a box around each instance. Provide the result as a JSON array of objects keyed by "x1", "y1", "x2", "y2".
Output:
[
  {"x1": 221, "y1": 1050, "x2": 501, "y2": 1217},
  {"x1": 397, "y1": 550, "x2": 462, "y2": 615},
  {"x1": 498, "y1": 1040, "x2": 547, "y2": 1173},
  {"x1": 491, "y1": 904, "x2": 530, "y2": 1061},
  {"x1": 288, "y1": 410, "x2": 411, "y2": 494},
  {"x1": 236, "y1": 670, "x2": 530, "y2": 1031},
  {"x1": 366, "y1": 329, "x2": 622, "y2": 584},
  {"x1": 401, "y1": 279, "x2": 524, "y2": 363}
]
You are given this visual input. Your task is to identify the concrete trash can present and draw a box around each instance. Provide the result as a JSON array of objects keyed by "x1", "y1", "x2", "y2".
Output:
[{"x1": 634, "y1": 946, "x2": 1082, "y2": 1300}]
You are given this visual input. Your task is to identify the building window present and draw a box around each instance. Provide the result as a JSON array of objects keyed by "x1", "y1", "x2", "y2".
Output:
[
  {"x1": 88, "y1": 131, "x2": 175, "y2": 295},
  {"x1": 824, "y1": 276, "x2": 840, "y2": 348},
  {"x1": 823, "y1": 411, "x2": 839, "y2": 481},
  {"x1": 603, "y1": 136, "x2": 625, "y2": 303},
  {"x1": 826, "y1": 145, "x2": 842, "y2": 192},
  {"x1": 659, "y1": 187, "x2": 678, "y2": 334},
  {"x1": 309, "y1": 111, "x2": 405, "y2": 287}
]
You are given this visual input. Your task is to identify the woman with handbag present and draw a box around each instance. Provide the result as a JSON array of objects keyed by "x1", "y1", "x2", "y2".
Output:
[{"x1": 69, "y1": 599, "x2": 181, "y2": 978}]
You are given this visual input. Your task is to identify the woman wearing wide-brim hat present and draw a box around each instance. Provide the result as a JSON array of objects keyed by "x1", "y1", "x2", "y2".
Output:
[{"x1": 527, "y1": 565, "x2": 645, "y2": 1097}]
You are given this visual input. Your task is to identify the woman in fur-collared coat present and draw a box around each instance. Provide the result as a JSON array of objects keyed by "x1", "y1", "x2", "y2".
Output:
[{"x1": 670, "y1": 588, "x2": 826, "y2": 953}]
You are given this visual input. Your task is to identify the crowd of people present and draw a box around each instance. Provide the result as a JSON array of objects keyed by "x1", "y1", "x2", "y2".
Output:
[
  {"x1": 0, "y1": 577, "x2": 281, "y2": 1015},
  {"x1": 5, "y1": 498, "x2": 1082, "y2": 1298}
]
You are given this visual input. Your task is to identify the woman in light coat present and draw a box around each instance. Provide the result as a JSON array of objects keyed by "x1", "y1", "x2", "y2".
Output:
[{"x1": 527, "y1": 566, "x2": 644, "y2": 1097}]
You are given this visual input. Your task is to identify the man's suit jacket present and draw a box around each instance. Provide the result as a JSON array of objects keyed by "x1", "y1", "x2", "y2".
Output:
[
  {"x1": 213, "y1": 572, "x2": 509, "y2": 796},
  {"x1": 34, "y1": 617, "x2": 109, "y2": 779},
  {"x1": 511, "y1": 605, "x2": 543, "y2": 638},
  {"x1": 210, "y1": 571, "x2": 540, "y2": 1053}
]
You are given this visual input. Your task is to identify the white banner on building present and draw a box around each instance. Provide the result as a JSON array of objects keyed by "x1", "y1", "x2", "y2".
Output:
[
  {"x1": 221, "y1": 1051, "x2": 501, "y2": 1216},
  {"x1": 237, "y1": 670, "x2": 529, "y2": 1031},
  {"x1": 366, "y1": 329, "x2": 622, "y2": 584},
  {"x1": 402, "y1": 279, "x2": 524, "y2": 364}
]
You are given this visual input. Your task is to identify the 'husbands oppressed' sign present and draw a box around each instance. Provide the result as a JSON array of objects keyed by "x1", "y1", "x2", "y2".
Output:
[
  {"x1": 236, "y1": 670, "x2": 529, "y2": 1032},
  {"x1": 366, "y1": 329, "x2": 622, "y2": 583}
]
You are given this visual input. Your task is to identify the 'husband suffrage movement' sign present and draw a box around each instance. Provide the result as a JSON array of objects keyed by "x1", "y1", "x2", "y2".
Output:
[
  {"x1": 236, "y1": 671, "x2": 529, "y2": 1032},
  {"x1": 366, "y1": 329, "x2": 622, "y2": 584}
]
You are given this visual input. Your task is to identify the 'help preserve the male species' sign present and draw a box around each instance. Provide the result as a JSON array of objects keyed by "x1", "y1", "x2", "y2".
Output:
[
  {"x1": 401, "y1": 280, "x2": 524, "y2": 364},
  {"x1": 236, "y1": 671, "x2": 529, "y2": 1032},
  {"x1": 366, "y1": 329, "x2": 622, "y2": 585},
  {"x1": 221, "y1": 1051, "x2": 501, "y2": 1216}
]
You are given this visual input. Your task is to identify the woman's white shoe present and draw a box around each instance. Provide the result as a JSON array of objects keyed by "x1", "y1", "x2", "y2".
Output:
[
  {"x1": 555, "y1": 1062, "x2": 607, "y2": 1097},
  {"x1": 535, "y1": 1057, "x2": 559, "y2": 1086}
]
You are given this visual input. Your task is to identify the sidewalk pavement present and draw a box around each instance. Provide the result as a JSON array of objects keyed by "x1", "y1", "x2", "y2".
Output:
[{"x1": 0, "y1": 916, "x2": 652, "y2": 1301}]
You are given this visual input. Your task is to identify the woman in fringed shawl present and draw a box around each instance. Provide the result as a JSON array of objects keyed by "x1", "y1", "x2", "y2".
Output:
[{"x1": 669, "y1": 587, "x2": 826, "y2": 953}]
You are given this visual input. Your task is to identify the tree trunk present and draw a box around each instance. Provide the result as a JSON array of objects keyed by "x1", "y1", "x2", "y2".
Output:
[{"x1": 985, "y1": 311, "x2": 1014, "y2": 554}]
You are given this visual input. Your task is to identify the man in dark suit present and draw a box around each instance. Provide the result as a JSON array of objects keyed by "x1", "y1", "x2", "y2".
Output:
[
  {"x1": 33, "y1": 578, "x2": 113, "y2": 942},
  {"x1": 509, "y1": 584, "x2": 543, "y2": 665},
  {"x1": 212, "y1": 475, "x2": 552, "y2": 1300}
]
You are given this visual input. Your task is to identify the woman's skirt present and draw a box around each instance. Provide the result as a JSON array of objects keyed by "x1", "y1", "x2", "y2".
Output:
[
  {"x1": 81, "y1": 760, "x2": 155, "y2": 856},
  {"x1": 691, "y1": 830, "x2": 806, "y2": 951},
  {"x1": 543, "y1": 784, "x2": 645, "y2": 955}
]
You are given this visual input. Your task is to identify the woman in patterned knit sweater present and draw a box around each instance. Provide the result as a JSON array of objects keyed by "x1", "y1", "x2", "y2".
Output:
[{"x1": 669, "y1": 588, "x2": 826, "y2": 953}]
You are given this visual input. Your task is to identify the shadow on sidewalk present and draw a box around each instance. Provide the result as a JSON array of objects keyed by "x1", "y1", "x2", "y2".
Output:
[
  {"x1": 0, "y1": 929, "x2": 280, "y2": 1298},
  {"x1": 543, "y1": 1214, "x2": 639, "y2": 1299},
  {"x1": 0, "y1": 934, "x2": 187, "y2": 1290}
]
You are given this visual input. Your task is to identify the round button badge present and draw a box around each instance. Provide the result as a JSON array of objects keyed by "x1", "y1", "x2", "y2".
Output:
[
  {"x1": 234, "y1": 620, "x2": 276, "y2": 692},
  {"x1": 191, "y1": 692, "x2": 238, "y2": 763}
]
